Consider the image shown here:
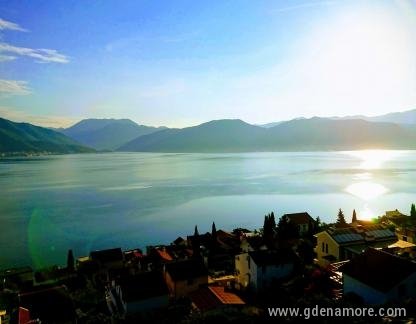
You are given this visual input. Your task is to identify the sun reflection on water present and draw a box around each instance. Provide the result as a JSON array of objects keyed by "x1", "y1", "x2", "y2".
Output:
[
  {"x1": 346, "y1": 181, "x2": 388, "y2": 201},
  {"x1": 345, "y1": 150, "x2": 403, "y2": 169},
  {"x1": 343, "y1": 150, "x2": 402, "y2": 202}
]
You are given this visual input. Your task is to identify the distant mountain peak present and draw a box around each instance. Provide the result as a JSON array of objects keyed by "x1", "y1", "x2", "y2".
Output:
[{"x1": 60, "y1": 118, "x2": 166, "y2": 150}]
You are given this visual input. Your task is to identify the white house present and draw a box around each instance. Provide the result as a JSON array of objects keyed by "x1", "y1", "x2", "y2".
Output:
[
  {"x1": 342, "y1": 248, "x2": 416, "y2": 304},
  {"x1": 106, "y1": 271, "x2": 169, "y2": 316},
  {"x1": 235, "y1": 249, "x2": 297, "y2": 292}
]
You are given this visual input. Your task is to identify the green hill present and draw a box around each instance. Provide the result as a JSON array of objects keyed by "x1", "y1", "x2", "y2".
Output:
[
  {"x1": 61, "y1": 119, "x2": 165, "y2": 150},
  {"x1": 118, "y1": 118, "x2": 416, "y2": 152},
  {"x1": 0, "y1": 117, "x2": 94, "y2": 154}
]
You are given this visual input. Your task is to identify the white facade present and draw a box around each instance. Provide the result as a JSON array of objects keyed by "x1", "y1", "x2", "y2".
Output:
[
  {"x1": 343, "y1": 272, "x2": 416, "y2": 304},
  {"x1": 235, "y1": 252, "x2": 294, "y2": 292}
]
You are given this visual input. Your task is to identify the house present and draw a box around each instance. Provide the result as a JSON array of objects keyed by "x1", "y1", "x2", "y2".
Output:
[
  {"x1": 90, "y1": 248, "x2": 124, "y2": 270},
  {"x1": 106, "y1": 271, "x2": 169, "y2": 316},
  {"x1": 239, "y1": 234, "x2": 267, "y2": 253},
  {"x1": 0, "y1": 267, "x2": 34, "y2": 290},
  {"x1": 395, "y1": 226, "x2": 416, "y2": 243},
  {"x1": 235, "y1": 248, "x2": 297, "y2": 292},
  {"x1": 1, "y1": 291, "x2": 18, "y2": 324},
  {"x1": 207, "y1": 229, "x2": 241, "y2": 273},
  {"x1": 173, "y1": 237, "x2": 186, "y2": 247},
  {"x1": 315, "y1": 225, "x2": 396, "y2": 267},
  {"x1": 187, "y1": 232, "x2": 212, "y2": 250},
  {"x1": 0, "y1": 309, "x2": 10, "y2": 324},
  {"x1": 342, "y1": 248, "x2": 416, "y2": 304},
  {"x1": 387, "y1": 240, "x2": 416, "y2": 259},
  {"x1": 19, "y1": 285, "x2": 76, "y2": 323},
  {"x1": 381, "y1": 210, "x2": 410, "y2": 228},
  {"x1": 17, "y1": 307, "x2": 35, "y2": 324},
  {"x1": 284, "y1": 212, "x2": 316, "y2": 235},
  {"x1": 164, "y1": 258, "x2": 209, "y2": 298},
  {"x1": 189, "y1": 286, "x2": 245, "y2": 312}
]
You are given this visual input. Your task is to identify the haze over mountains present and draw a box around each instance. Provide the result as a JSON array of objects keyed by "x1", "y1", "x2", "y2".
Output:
[
  {"x1": 0, "y1": 118, "x2": 93, "y2": 154},
  {"x1": 58, "y1": 119, "x2": 165, "y2": 150},
  {"x1": 119, "y1": 118, "x2": 416, "y2": 152},
  {"x1": 260, "y1": 109, "x2": 416, "y2": 128},
  {"x1": 1, "y1": 108, "x2": 416, "y2": 154}
]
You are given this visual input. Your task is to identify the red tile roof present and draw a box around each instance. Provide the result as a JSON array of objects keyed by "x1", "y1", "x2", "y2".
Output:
[
  {"x1": 208, "y1": 286, "x2": 245, "y2": 305},
  {"x1": 190, "y1": 286, "x2": 245, "y2": 311},
  {"x1": 156, "y1": 249, "x2": 173, "y2": 261}
]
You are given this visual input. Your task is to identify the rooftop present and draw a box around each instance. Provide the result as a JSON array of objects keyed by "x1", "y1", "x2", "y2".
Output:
[
  {"x1": 165, "y1": 258, "x2": 208, "y2": 281},
  {"x1": 90, "y1": 248, "x2": 123, "y2": 264},
  {"x1": 0, "y1": 267, "x2": 33, "y2": 277},
  {"x1": 116, "y1": 272, "x2": 169, "y2": 302},
  {"x1": 190, "y1": 286, "x2": 245, "y2": 311},
  {"x1": 155, "y1": 249, "x2": 174, "y2": 262},
  {"x1": 341, "y1": 248, "x2": 416, "y2": 292},
  {"x1": 325, "y1": 225, "x2": 395, "y2": 245},
  {"x1": 19, "y1": 285, "x2": 76, "y2": 323},
  {"x1": 284, "y1": 212, "x2": 314, "y2": 225},
  {"x1": 248, "y1": 248, "x2": 297, "y2": 267}
]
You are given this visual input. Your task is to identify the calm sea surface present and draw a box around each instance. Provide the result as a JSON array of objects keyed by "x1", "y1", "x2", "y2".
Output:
[{"x1": 1, "y1": 151, "x2": 415, "y2": 269}]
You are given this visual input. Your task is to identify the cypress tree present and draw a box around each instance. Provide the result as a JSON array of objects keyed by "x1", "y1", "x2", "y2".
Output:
[
  {"x1": 67, "y1": 249, "x2": 74, "y2": 271},
  {"x1": 211, "y1": 222, "x2": 217, "y2": 241},
  {"x1": 411, "y1": 204, "x2": 416, "y2": 218},
  {"x1": 352, "y1": 209, "x2": 357, "y2": 223},
  {"x1": 270, "y1": 212, "x2": 276, "y2": 229},
  {"x1": 193, "y1": 225, "x2": 201, "y2": 257}
]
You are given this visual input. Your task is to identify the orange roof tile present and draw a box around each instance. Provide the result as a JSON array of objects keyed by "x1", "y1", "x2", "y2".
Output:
[
  {"x1": 156, "y1": 249, "x2": 173, "y2": 261},
  {"x1": 208, "y1": 286, "x2": 245, "y2": 305}
]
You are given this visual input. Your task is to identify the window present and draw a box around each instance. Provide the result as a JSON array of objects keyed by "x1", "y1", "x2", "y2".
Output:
[
  {"x1": 325, "y1": 244, "x2": 328, "y2": 254},
  {"x1": 403, "y1": 236, "x2": 408, "y2": 242},
  {"x1": 322, "y1": 242, "x2": 325, "y2": 252}
]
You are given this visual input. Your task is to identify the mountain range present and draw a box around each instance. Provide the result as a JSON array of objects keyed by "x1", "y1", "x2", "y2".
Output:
[
  {"x1": 58, "y1": 118, "x2": 165, "y2": 150},
  {"x1": 0, "y1": 118, "x2": 93, "y2": 154},
  {"x1": 260, "y1": 109, "x2": 416, "y2": 128},
  {"x1": 119, "y1": 118, "x2": 416, "y2": 152},
  {"x1": 1, "y1": 108, "x2": 416, "y2": 154}
]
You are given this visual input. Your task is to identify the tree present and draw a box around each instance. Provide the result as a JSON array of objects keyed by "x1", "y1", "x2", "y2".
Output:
[
  {"x1": 211, "y1": 222, "x2": 218, "y2": 252},
  {"x1": 411, "y1": 204, "x2": 416, "y2": 218},
  {"x1": 270, "y1": 212, "x2": 276, "y2": 229},
  {"x1": 336, "y1": 209, "x2": 348, "y2": 228},
  {"x1": 352, "y1": 209, "x2": 357, "y2": 223},
  {"x1": 211, "y1": 222, "x2": 217, "y2": 240},
  {"x1": 297, "y1": 240, "x2": 315, "y2": 264},
  {"x1": 263, "y1": 212, "x2": 277, "y2": 246},
  {"x1": 277, "y1": 215, "x2": 299, "y2": 241},
  {"x1": 67, "y1": 249, "x2": 74, "y2": 271},
  {"x1": 192, "y1": 225, "x2": 201, "y2": 257},
  {"x1": 315, "y1": 216, "x2": 321, "y2": 231}
]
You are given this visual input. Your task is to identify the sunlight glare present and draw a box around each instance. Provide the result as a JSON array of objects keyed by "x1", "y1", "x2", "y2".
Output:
[
  {"x1": 345, "y1": 181, "x2": 388, "y2": 201},
  {"x1": 358, "y1": 205, "x2": 375, "y2": 221},
  {"x1": 346, "y1": 150, "x2": 402, "y2": 169}
]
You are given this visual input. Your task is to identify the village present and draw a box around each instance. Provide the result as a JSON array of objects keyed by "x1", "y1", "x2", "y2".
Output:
[{"x1": 1, "y1": 206, "x2": 416, "y2": 323}]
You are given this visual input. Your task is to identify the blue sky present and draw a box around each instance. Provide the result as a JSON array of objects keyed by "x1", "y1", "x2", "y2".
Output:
[{"x1": 1, "y1": 0, "x2": 416, "y2": 127}]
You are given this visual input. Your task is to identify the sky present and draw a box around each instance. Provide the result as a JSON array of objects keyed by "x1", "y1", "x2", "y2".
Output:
[{"x1": 0, "y1": 0, "x2": 416, "y2": 128}]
